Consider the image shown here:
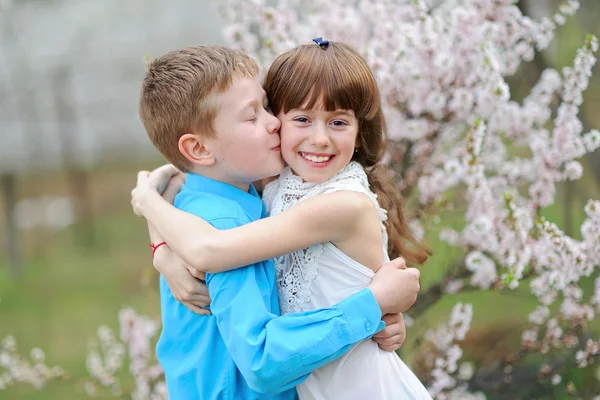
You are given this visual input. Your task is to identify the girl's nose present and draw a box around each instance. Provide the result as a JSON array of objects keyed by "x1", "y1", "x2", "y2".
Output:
[{"x1": 310, "y1": 125, "x2": 330, "y2": 147}]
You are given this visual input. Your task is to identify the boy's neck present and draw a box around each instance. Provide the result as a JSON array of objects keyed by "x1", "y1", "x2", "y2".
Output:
[{"x1": 187, "y1": 165, "x2": 250, "y2": 192}]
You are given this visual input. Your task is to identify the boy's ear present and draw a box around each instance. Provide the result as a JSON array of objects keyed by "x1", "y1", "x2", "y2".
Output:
[{"x1": 178, "y1": 133, "x2": 215, "y2": 166}]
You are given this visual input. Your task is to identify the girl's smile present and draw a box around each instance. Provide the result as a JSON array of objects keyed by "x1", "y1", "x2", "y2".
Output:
[{"x1": 298, "y1": 151, "x2": 336, "y2": 167}]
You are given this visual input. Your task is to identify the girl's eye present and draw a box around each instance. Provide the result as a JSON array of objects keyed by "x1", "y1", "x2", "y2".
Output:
[
  {"x1": 331, "y1": 120, "x2": 348, "y2": 126},
  {"x1": 247, "y1": 115, "x2": 257, "y2": 122},
  {"x1": 294, "y1": 117, "x2": 309, "y2": 123}
]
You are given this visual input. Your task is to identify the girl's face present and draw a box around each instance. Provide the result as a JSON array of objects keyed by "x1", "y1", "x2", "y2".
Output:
[{"x1": 277, "y1": 104, "x2": 359, "y2": 183}]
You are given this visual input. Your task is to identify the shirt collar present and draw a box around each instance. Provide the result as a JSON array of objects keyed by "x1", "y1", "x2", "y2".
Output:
[{"x1": 183, "y1": 173, "x2": 265, "y2": 220}]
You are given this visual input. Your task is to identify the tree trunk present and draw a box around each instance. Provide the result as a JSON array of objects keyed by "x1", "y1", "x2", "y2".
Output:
[
  {"x1": 53, "y1": 67, "x2": 95, "y2": 247},
  {"x1": 1, "y1": 173, "x2": 21, "y2": 275}
]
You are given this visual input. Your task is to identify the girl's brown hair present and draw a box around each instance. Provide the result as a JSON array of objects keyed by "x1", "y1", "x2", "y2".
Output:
[{"x1": 264, "y1": 42, "x2": 431, "y2": 265}]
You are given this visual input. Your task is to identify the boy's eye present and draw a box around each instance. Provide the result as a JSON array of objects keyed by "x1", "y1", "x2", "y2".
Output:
[{"x1": 294, "y1": 117, "x2": 309, "y2": 123}]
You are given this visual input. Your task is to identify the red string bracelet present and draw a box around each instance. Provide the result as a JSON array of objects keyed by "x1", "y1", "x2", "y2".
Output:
[{"x1": 149, "y1": 241, "x2": 167, "y2": 258}]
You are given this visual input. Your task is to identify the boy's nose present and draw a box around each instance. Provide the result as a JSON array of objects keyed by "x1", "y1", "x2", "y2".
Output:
[{"x1": 267, "y1": 114, "x2": 281, "y2": 133}]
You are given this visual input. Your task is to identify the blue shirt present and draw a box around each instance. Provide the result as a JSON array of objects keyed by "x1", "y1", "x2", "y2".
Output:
[{"x1": 156, "y1": 173, "x2": 384, "y2": 400}]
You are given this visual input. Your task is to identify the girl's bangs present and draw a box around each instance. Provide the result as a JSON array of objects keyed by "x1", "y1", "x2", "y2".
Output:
[{"x1": 268, "y1": 44, "x2": 379, "y2": 120}]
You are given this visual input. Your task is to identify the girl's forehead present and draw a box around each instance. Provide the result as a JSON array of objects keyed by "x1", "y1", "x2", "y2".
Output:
[
  {"x1": 299, "y1": 95, "x2": 325, "y2": 111},
  {"x1": 275, "y1": 81, "x2": 370, "y2": 119},
  {"x1": 286, "y1": 105, "x2": 356, "y2": 118},
  {"x1": 296, "y1": 93, "x2": 352, "y2": 113}
]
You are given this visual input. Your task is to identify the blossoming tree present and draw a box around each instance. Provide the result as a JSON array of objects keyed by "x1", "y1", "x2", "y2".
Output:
[
  {"x1": 1, "y1": 0, "x2": 599, "y2": 399},
  {"x1": 216, "y1": 0, "x2": 599, "y2": 398}
]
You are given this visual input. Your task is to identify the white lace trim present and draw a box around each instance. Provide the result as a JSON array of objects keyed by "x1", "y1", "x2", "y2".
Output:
[{"x1": 263, "y1": 162, "x2": 388, "y2": 314}]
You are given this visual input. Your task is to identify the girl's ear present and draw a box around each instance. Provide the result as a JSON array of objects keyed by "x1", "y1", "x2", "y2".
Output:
[{"x1": 178, "y1": 133, "x2": 215, "y2": 167}]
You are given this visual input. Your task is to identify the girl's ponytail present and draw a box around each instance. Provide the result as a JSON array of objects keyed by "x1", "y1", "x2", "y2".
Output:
[{"x1": 365, "y1": 164, "x2": 431, "y2": 265}]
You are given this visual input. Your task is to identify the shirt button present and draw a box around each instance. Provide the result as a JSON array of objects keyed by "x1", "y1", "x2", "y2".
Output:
[{"x1": 364, "y1": 321, "x2": 372, "y2": 331}]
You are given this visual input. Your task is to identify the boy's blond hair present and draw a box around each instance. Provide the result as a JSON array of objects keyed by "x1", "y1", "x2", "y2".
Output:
[{"x1": 139, "y1": 46, "x2": 259, "y2": 170}]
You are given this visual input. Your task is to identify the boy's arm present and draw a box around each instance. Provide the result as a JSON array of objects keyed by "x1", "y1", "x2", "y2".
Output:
[
  {"x1": 208, "y1": 264, "x2": 378, "y2": 393},
  {"x1": 137, "y1": 187, "x2": 373, "y2": 274},
  {"x1": 205, "y1": 217, "x2": 418, "y2": 394}
]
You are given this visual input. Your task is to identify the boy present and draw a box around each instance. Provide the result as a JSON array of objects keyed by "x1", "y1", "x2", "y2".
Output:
[{"x1": 135, "y1": 46, "x2": 421, "y2": 399}]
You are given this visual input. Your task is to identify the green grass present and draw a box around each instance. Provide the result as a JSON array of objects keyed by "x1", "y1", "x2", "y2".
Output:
[
  {"x1": 0, "y1": 162, "x2": 163, "y2": 399},
  {"x1": 0, "y1": 212, "x2": 160, "y2": 399},
  {"x1": 1, "y1": 215, "x2": 164, "y2": 398}
]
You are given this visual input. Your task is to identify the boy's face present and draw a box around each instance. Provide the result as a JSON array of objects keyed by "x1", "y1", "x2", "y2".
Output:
[{"x1": 208, "y1": 77, "x2": 284, "y2": 189}]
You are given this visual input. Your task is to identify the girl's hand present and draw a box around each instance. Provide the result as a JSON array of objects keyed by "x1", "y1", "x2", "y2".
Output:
[
  {"x1": 131, "y1": 164, "x2": 182, "y2": 217},
  {"x1": 372, "y1": 313, "x2": 406, "y2": 352},
  {"x1": 161, "y1": 169, "x2": 186, "y2": 205}
]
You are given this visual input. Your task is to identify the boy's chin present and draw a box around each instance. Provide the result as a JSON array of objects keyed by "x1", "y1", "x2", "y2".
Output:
[
  {"x1": 258, "y1": 169, "x2": 283, "y2": 181},
  {"x1": 266, "y1": 162, "x2": 286, "y2": 177}
]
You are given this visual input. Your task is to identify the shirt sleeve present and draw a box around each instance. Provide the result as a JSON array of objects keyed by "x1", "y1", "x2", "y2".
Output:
[{"x1": 205, "y1": 216, "x2": 384, "y2": 394}]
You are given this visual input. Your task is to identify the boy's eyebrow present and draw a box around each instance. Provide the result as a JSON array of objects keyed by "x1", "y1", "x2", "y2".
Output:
[
  {"x1": 238, "y1": 99, "x2": 260, "y2": 114},
  {"x1": 238, "y1": 94, "x2": 269, "y2": 115}
]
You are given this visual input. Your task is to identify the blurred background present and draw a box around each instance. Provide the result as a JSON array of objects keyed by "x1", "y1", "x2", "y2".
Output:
[{"x1": 0, "y1": 0, "x2": 599, "y2": 399}]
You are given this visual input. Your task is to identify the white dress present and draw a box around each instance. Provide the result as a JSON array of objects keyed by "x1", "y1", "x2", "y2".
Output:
[{"x1": 263, "y1": 162, "x2": 432, "y2": 400}]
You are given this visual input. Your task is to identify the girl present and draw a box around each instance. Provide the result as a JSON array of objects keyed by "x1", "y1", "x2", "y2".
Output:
[{"x1": 135, "y1": 41, "x2": 432, "y2": 399}]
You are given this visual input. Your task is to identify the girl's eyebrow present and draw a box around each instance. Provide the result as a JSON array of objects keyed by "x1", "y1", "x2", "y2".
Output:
[{"x1": 292, "y1": 108, "x2": 353, "y2": 115}]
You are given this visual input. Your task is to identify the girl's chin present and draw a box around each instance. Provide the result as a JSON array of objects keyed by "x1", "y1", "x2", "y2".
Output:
[
  {"x1": 287, "y1": 156, "x2": 346, "y2": 183},
  {"x1": 290, "y1": 167, "x2": 336, "y2": 184}
]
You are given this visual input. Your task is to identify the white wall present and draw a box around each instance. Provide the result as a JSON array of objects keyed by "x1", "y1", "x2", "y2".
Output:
[{"x1": 0, "y1": 0, "x2": 225, "y2": 173}]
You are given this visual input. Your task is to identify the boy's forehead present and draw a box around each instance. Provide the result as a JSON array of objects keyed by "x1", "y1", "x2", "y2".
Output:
[
  {"x1": 224, "y1": 76, "x2": 264, "y2": 99},
  {"x1": 215, "y1": 76, "x2": 265, "y2": 113}
]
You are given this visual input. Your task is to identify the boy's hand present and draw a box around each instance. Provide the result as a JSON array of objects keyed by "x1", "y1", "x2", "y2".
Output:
[
  {"x1": 154, "y1": 248, "x2": 212, "y2": 315},
  {"x1": 368, "y1": 257, "x2": 420, "y2": 315},
  {"x1": 372, "y1": 313, "x2": 406, "y2": 352},
  {"x1": 182, "y1": 259, "x2": 206, "y2": 280}
]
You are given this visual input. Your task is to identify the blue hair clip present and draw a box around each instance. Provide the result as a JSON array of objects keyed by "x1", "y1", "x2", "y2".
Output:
[{"x1": 312, "y1": 37, "x2": 329, "y2": 49}]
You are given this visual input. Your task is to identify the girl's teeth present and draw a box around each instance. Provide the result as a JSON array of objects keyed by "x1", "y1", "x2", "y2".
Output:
[{"x1": 302, "y1": 153, "x2": 331, "y2": 163}]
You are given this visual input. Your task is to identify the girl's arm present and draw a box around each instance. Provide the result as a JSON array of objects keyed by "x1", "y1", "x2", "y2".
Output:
[
  {"x1": 137, "y1": 188, "x2": 373, "y2": 273},
  {"x1": 149, "y1": 221, "x2": 211, "y2": 314}
]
